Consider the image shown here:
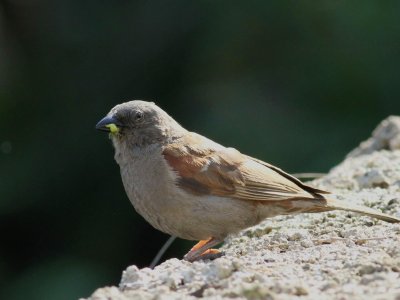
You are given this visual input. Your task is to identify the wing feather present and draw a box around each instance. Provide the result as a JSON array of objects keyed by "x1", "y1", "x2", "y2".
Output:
[{"x1": 163, "y1": 133, "x2": 327, "y2": 201}]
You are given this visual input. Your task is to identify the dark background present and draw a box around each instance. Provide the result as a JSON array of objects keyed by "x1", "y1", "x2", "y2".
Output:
[{"x1": 1, "y1": 1, "x2": 399, "y2": 299}]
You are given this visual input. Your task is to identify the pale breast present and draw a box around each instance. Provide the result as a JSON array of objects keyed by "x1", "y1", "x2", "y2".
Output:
[{"x1": 118, "y1": 146, "x2": 175, "y2": 227}]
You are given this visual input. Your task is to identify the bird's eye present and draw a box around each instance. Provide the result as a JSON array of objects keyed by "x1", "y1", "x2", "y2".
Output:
[{"x1": 134, "y1": 111, "x2": 144, "y2": 122}]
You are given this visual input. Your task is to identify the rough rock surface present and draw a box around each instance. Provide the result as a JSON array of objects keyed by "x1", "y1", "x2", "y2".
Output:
[
  {"x1": 84, "y1": 116, "x2": 400, "y2": 300},
  {"x1": 347, "y1": 116, "x2": 400, "y2": 158}
]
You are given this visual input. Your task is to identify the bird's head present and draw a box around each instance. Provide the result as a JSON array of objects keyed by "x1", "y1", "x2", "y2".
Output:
[{"x1": 96, "y1": 100, "x2": 186, "y2": 147}]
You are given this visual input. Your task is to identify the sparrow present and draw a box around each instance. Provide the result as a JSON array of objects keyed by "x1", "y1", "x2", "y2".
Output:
[{"x1": 96, "y1": 100, "x2": 400, "y2": 262}]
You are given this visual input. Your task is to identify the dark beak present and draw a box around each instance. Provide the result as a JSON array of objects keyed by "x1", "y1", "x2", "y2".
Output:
[{"x1": 95, "y1": 115, "x2": 122, "y2": 132}]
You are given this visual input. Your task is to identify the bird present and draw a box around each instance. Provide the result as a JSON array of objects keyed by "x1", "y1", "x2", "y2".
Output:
[{"x1": 96, "y1": 100, "x2": 400, "y2": 262}]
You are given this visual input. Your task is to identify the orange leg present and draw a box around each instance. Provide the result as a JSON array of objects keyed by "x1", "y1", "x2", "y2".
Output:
[
  {"x1": 183, "y1": 237, "x2": 223, "y2": 262},
  {"x1": 190, "y1": 239, "x2": 210, "y2": 252}
]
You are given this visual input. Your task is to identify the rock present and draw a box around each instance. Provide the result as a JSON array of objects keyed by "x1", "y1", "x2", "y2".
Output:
[
  {"x1": 347, "y1": 116, "x2": 400, "y2": 158},
  {"x1": 83, "y1": 116, "x2": 400, "y2": 300}
]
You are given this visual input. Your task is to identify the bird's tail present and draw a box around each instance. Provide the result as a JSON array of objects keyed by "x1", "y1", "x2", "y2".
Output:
[{"x1": 324, "y1": 198, "x2": 400, "y2": 223}]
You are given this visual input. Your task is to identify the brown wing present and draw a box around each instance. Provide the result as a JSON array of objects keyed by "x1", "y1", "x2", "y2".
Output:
[
  {"x1": 163, "y1": 133, "x2": 327, "y2": 201},
  {"x1": 245, "y1": 156, "x2": 329, "y2": 195}
]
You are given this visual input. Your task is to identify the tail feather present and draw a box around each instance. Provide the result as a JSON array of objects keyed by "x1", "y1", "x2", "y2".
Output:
[{"x1": 325, "y1": 198, "x2": 400, "y2": 223}]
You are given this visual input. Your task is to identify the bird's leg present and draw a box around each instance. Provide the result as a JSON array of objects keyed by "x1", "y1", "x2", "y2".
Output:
[{"x1": 183, "y1": 237, "x2": 223, "y2": 262}]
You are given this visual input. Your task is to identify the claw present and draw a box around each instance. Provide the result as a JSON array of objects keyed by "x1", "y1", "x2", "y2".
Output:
[{"x1": 192, "y1": 249, "x2": 224, "y2": 261}]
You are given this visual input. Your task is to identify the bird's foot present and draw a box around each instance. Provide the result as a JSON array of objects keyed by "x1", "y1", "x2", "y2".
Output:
[
  {"x1": 183, "y1": 237, "x2": 222, "y2": 262},
  {"x1": 192, "y1": 249, "x2": 225, "y2": 261}
]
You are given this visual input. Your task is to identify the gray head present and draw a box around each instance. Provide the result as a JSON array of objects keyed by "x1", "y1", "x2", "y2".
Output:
[{"x1": 96, "y1": 100, "x2": 186, "y2": 146}]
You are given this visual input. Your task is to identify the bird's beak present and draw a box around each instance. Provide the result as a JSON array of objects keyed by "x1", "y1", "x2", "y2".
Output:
[{"x1": 95, "y1": 116, "x2": 121, "y2": 134}]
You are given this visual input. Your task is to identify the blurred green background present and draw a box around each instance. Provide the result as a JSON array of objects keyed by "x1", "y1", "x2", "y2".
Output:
[{"x1": 1, "y1": 1, "x2": 399, "y2": 299}]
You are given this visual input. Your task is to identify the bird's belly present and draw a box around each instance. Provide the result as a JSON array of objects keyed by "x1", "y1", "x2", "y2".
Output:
[
  {"x1": 115, "y1": 147, "x2": 258, "y2": 240},
  {"x1": 172, "y1": 195, "x2": 260, "y2": 240},
  {"x1": 126, "y1": 182, "x2": 261, "y2": 240},
  {"x1": 119, "y1": 156, "x2": 284, "y2": 241},
  {"x1": 150, "y1": 196, "x2": 291, "y2": 240}
]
